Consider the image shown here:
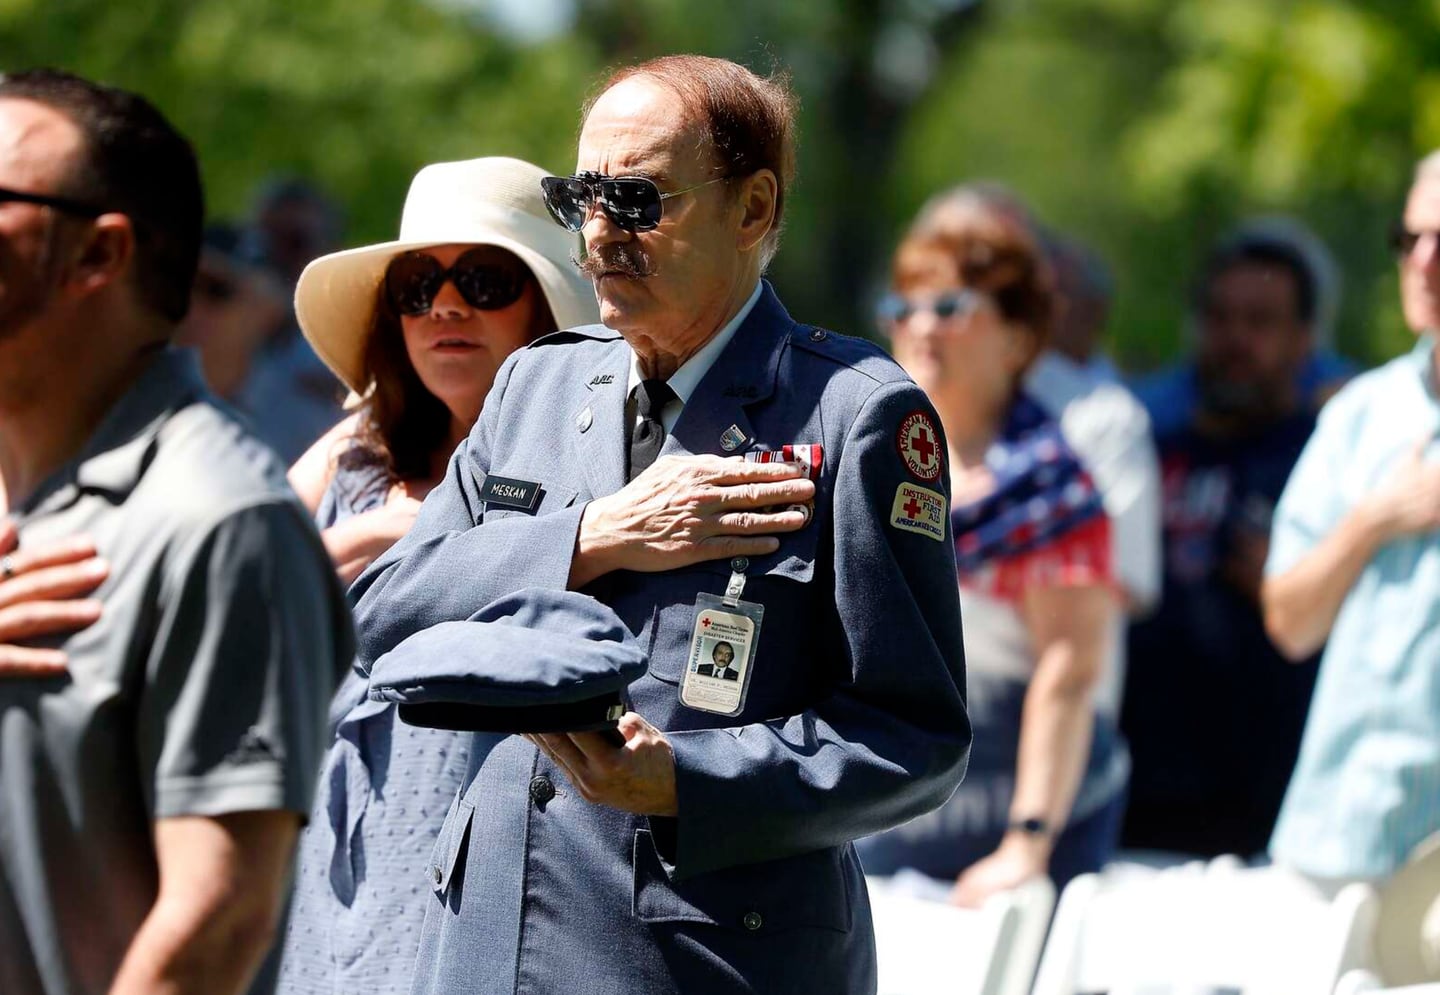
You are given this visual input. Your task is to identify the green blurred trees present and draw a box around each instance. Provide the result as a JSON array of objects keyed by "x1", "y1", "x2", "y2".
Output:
[
  {"x1": 896, "y1": 0, "x2": 1440, "y2": 365},
  {"x1": 2, "y1": 0, "x2": 1435, "y2": 366}
]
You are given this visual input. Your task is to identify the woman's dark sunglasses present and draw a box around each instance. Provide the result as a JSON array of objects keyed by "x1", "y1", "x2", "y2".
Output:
[
  {"x1": 876, "y1": 289, "x2": 984, "y2": 324},
  {"x1": 384, "y1": 247, "x2": 529, "y2": 316},
  {"x1": 540, "y1": 171, "x2": 727, "y2": 233}
]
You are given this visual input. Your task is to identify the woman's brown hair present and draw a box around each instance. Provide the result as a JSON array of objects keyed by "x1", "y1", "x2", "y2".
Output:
[
  {"x1": 342, "y1": 258, "x2": 556, "y2": 485},
  {"x1": 892, "y1": 194, "x2": 1055, "y2": 375}
]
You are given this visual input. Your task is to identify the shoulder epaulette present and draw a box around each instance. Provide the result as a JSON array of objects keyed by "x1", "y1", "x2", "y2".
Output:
[
  {"x1": 528, "y1": 323, "x2": 624, "y2": 348},
  {"x1": 790, "y1": 325, "x2": 908, "y2": 385}
]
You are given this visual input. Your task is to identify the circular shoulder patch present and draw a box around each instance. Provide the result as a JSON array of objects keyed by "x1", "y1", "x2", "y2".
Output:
[{"x1": 896, "y1": 410, "x2": 943, "y2": 482}]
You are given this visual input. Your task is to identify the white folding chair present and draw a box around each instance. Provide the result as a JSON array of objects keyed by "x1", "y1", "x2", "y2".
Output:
[
  {"x1": 867, "y1": 874, "x2": 1055, "y2": 995},
  {"x1": 1031, "y1": 860, "x2": 1378, "y2": 995},
  {"x1": 1333, "y1": 970, "x2": 1440, "y2": 995}
]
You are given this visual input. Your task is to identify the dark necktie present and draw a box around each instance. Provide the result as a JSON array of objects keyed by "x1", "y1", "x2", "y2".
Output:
[{"x1": 628, "y1": 378, "x2": 676, "y2": 481}]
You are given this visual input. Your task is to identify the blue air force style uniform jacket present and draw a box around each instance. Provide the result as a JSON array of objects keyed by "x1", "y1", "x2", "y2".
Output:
[{"x1": 349, "y1": 283, "x2": 970, "y2": 995}]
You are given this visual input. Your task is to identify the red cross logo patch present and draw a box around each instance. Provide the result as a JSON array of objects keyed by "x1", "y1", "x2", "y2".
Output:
[{"x1": 896, "y1": 411, "x2": 942, "y2": 482}]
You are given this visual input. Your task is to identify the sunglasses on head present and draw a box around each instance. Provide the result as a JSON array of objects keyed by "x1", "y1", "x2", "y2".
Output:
[
  {"x1": 0, "y1": 185, "x2": 106, "y2": 218},
  {"x1": 1389, "y1": 222, "x2": 1440, "y2": 260},
  {"x1": 384, "y1": 247, "x2": 529, "y2": 316},
  {"x1": 540, "y1": 171, "x2": 728, "y2": 234},
  {"x1": 876, "y1": 289, "x2": 985, "y2": 324}
]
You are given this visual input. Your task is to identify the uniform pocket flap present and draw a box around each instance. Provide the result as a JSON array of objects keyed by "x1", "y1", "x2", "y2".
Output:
[
  {"x1": 428, "y1": 793, "x2": 476, "y2": 896},
  {"x1": 631, "y1": 829, "x2": 851, "y2": 934}
]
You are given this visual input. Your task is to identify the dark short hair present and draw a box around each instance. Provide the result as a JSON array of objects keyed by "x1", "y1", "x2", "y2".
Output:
[
  {"x1": 1197, "y1": 232, "x2": 1317, "y2": 325},
  {"x1": 0, "y1": 69, "x2": 203, "y2": 323},
  {"x1": 588, "y1": 55, "x2": 798, "y2": 264},
  {"x1": 711, "y1": 640, "x2": 735, "y2": 660}
]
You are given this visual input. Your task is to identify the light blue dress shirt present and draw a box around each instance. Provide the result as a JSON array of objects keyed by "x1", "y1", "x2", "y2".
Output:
[{"x1": 1266, "y1": 335, "x2": 1440, "y2": 879}]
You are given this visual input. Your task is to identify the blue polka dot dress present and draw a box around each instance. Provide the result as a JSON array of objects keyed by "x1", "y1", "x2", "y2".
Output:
[{"x1": 276, "y1": 459, "x2": 474, "y2": 994}]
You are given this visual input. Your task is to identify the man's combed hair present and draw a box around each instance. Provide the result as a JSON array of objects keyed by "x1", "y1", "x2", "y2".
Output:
[
  {"x1": 589, "y1": 55, "x2": 798, "y2": 268},
  {"x1": 0, "y1": 69, "x2": 203, "y2": 323}
]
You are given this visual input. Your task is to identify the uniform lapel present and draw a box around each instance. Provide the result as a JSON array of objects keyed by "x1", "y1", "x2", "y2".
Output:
[
  {"x1": 667, "y1": 283, "x2": 792, "y2": 459},
  {"x1": 572, "y1": 339, "x2": 632, "y2": 499}
]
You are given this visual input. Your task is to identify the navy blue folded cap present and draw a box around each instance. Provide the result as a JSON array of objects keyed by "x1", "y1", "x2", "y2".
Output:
[{"x1": 367, "y1": 588, "x2": 648, "y2": 733}]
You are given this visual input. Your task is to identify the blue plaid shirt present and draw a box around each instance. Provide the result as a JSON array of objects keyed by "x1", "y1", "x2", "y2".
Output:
[{"x1": 1266, "y1": 335, "x2": 1440, "y2": 878}]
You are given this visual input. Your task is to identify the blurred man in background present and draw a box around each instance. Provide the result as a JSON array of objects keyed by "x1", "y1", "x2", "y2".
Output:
[
  {"x1": 0, "y1": 69, "x2": 350, "y2": 995},
  {"x1": 1027, "y1": 231, "x2": 1162, "y2": 620},
  {"x1": 1262, "y1": 152, "x2": 1440, "y2": 887},
  {"x1": 233, "y1": 177, "x2": 346, "y2": 462},
  {"x1": 246, "y1": 177, "x2": 344, "y2": 289},
  {"x1": 175, "y1": 223, "x2": 289, "y2": 400},
  {"x1": 1133, "y1": 217, "x2": 1355, "y2": 438},
  {"x1": 1044, "y1": 234, "x2": 1124, "y2": 382},
  {"x1": 1123, "y1": 227, "x2": 1327, "y2": 858}
]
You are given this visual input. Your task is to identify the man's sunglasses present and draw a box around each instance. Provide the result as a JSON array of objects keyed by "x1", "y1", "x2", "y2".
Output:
[
  {"x1": 384, "y1": 247, "x2": 529, "y2": 316},
  {"x1": 540, "y1": 171, "x2": 727, "y2": 234},
  {"x1": 0, "y1": 186, "x2": 106, "y2": 218},
  {"x1": 876, "y1": 289, "x2": 985, "y2": 324},
  {"x1": 1389, "y1": 222, "x2": 1440, "y2": 260}
]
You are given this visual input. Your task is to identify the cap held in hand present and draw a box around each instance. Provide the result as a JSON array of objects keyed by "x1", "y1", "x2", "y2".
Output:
[{"x1": 367, "y1": 588, "x2": 647, "y2": 734}]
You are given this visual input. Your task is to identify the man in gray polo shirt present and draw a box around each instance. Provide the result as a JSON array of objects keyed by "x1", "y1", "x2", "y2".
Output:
[{"x1": 0, "y1": 70, "x2": 351, "y2": 995}]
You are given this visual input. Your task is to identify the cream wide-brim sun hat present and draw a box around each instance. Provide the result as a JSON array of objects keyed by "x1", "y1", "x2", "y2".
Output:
[{"x1": 295, "y1": 156, "x2": 598, "y2": 395}]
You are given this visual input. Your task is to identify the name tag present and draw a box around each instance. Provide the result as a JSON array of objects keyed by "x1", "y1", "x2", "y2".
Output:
[{"x1": 479, "y1": 474, "x2": 542, "y2": 513}]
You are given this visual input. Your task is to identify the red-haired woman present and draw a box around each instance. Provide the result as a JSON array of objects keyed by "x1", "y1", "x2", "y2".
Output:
[{"x1": 858, "y1": 194, "x2": 1126, "y2": 906}]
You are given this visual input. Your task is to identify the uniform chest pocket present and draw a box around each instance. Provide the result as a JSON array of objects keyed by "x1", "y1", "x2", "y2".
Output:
[
  {"x1": 642, "y1": 523, "x2": 823, "y2": 688},
  {"x1": 474, "y1": 472, "x2": 577, "y2": 523},
  {"x1": 714, "y1": 517, "x2": 823, "y2": 586}
]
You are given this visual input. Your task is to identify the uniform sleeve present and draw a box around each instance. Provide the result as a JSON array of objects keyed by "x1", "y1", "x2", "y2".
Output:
[
  {"x1": 663, "y1": 380, "x2": 971, "y2": 878},
  {"x1": 1265, "y1": 397, "x2": 1352, "y2": 578},
  {"x1": 348, "y1": 355, "x2": 588, "y2": 668},
  {"x1": 139, "y1": 500, "x2": 355, "y2": 820}
]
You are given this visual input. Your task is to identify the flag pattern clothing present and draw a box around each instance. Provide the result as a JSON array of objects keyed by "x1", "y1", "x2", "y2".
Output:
[{"x1": 952, "y1": 392, "x2": 1112, "y2": 600}]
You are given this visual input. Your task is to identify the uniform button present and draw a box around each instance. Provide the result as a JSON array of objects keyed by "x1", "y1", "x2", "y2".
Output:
[
  {"x1": 742, "y1": 911, "x2": 763, "y2": 931},
  {"x1": 730, "y1": 556, "x2": 749, "y2": 572},
  {"x1": 809, "y1": 329, "x2": 827, "y2": 342},
  {"x1": 430, "y1": 866, "x2": 443, "y2": 886},
  {"x1": 529, "y1": 774, "x2": 556, "y2": 805}
]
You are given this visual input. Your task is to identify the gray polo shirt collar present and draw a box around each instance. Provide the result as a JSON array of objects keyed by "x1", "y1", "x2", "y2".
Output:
[{"x1": 21, "y1": 348, "x2": 207, "y2": 519}]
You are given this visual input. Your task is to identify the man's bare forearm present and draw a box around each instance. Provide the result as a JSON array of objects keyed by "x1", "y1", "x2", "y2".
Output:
[
  {"x1": 109, "y1": 812, "x2": 297, "y2": 995},
  {"x1": 1263, "y1": 503, "x2": 1386, "y2": 661}
]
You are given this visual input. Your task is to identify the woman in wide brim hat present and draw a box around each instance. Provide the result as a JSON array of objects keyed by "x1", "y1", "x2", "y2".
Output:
[
  {"x1": 288, "y1": 156, "x2": 595, "y2": 542},
  {"x1": 275, "y1": 157, "x2": 596, "y2": 995}
]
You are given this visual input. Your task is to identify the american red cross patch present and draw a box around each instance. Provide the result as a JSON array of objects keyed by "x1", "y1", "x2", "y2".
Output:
[
  {"x1": 896, "y1": 411, "x2": 942, "y2": 482},
  {"x1": 889, "y1": 482, "x2": 945, "y2": 542}
]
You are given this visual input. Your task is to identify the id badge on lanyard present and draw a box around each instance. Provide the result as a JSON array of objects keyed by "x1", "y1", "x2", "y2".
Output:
[{"x1": 679, "y1": 561, "x2": 764, "y2": 716}]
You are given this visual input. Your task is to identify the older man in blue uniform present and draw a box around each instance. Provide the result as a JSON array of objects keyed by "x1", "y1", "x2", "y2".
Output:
[{"x1": 350, "y1": 55, "x2": 970, "y2": 995}]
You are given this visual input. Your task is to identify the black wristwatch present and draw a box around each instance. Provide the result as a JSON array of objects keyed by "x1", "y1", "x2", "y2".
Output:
[{"x1": 1007, "y1": 816, "x2": 1053, "y2": 837}]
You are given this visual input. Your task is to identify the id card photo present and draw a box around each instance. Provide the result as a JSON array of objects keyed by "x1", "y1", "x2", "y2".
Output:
[{"x1": 679, "y1": 606, "x2": 757, "y2": 715}]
